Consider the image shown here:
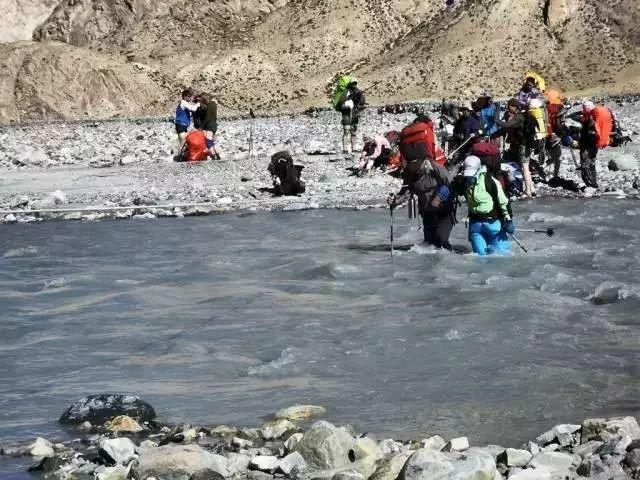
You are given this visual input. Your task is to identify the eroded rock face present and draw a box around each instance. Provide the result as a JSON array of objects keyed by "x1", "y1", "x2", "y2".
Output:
[
  {"x1": 545, "y1": 0, "x2": 582, "y2": 29},
  {"x1": 0, "y1": 0, "x2": 59, "y2": 43}
]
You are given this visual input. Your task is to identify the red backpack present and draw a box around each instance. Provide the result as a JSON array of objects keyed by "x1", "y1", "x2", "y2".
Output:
[
  {"x1": 185, "y1": 130, "x2": 209, "y2": 162},
  {"x1": 399, "y1": 120, "x2": 436, "y2": 162}
]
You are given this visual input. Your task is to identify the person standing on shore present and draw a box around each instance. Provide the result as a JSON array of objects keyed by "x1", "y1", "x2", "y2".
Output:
[
  {"x1": 175, "y1": 88, "x2": 199, "y2": 150},
  {"x1": 193, "y1": 93, "x2": 220, "y2": 159},
  {"x1": 332, "y1": 75, "x2": 365, "y2": 154},
  {"x1": 579, "y1": 101, "x2": 614, "y2": 188},
  {"x1": 496, "y1": 98, "x2": 536, "y2": 197}
]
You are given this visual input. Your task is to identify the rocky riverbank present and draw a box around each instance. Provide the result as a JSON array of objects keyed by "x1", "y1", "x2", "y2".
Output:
[
  {"x1": 1, "y1": 102, "x2": 639, "y2": 224},
  {"x1": 2, "y1": 394, "x2": 639, "y2": 480}
]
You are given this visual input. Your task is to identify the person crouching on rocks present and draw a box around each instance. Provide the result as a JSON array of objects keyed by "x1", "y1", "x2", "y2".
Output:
[
  {"x1": 357, "y1": 134, "x2": 391, "y2": 175},
  {"x1": 388, "y1": 114, "x2": 455, "y2": 250},
  {"x1": 193, "y1": 92, "x2": 221, "y2": 160},
  {"x1": 579, "y1": 101, "x2": 614, "y2": 189},
  {"x1": 268, "y1": 151, "x2": 306, "y2": 196},
  {"x1": 176, "y1": 120, "x2": 210, "y2": 163},
  {"x1": 332, "y1": 75, "x2": 365, "y2": 154},
  {"x1": 451, "y1": 156, "x2": 514, "y2": 256},
  {"x1": 174, "y1": 88, "x2": 199, "y2": 151}
]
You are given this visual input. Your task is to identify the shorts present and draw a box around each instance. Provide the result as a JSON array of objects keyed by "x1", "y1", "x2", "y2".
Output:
[
  {"x1": 341, "y1": 108, "x2": 358, "y2": 132},
  {"x1": 175, "y1": 124, "x2": 188, "y2": 134}
]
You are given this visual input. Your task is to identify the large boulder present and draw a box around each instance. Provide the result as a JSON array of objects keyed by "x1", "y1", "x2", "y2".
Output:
[
  {"x1": 369, "y1": 452, "x2": 411, "y2": 480},
  {"x1": 99, "y1": 437, "x2": 136, "y2": 465},
  {"x1": 398, "y1": 447, "x2": 497, "y2": 480},
  {"x1": 294, "y1": 421, "x2": 355, "y2": 470},
  {"x1": 136, "y1": 444, "x2": 229, "y2": 479},
  {"x1": 60, "y1": 394, "x2": 156, "y2": 424},
  {"x1": 582, "y1": 417, "x2": 640, "y2": 443},
  {"x1": 528, "y1": 451, "x2": 574, "y2": 476}
]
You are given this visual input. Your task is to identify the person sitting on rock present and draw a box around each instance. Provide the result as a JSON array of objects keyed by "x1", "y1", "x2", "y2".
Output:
[
  {"x1": 193, "y1": 92, "x2": 221, "y2": 160},
  {"x1": 579, "y1": 101, "x2": 614, "y2": 189},
  {"x1": 332, "y1": 75, "x2": 365, "y2": 155},
  {"x1": 357, "y1": 134, "x2": 391, "y2": 175},
  {"x1": 174, "y1": 88, "x2": 199, "y2": 150}
]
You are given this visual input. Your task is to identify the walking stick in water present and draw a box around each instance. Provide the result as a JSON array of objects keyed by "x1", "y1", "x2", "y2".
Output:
[
  {"x1": 509, "y1": 233, "x2": 528, "y2": 253},
  {"x1": 389, "y1": 195, "x2": 396, "y2": 258}
]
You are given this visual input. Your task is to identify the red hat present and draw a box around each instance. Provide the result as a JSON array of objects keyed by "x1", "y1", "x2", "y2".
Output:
[{"x1": 471, "y1": 142, "x2": 500, "y2": 158}]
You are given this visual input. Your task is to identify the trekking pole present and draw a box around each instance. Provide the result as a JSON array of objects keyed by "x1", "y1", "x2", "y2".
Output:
[
  {"x1": 509, "y1": 233, "x2": 528, "y2": 253},
  {"x1": 248, "y1": 108, "x2": 255, "y2": 158},
  {"x1": 436, "y1": 133, "x2": 475, "y2": 163},
  {"x1": 518, "y1": 228, "x2": 555, "y2": 237},
  {"x1": 389, "y1": 195, "x2": 396, "y2": 258}
]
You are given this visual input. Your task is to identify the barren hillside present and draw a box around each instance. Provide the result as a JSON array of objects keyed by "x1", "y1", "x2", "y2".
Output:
[{"x1": 0, "y1": 0, "x2": 638, "y2": 122}]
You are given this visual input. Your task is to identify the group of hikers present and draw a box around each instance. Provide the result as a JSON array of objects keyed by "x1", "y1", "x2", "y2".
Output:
[
  {"x1": 171, "y1": 71, "x2": 626, "y2": 256},
  {"x1": 174, "y1": 88, "x2": 221, "y2": 162},
  {"x1": 331, "y1": 72, "x2": 624, "y2": 255}
]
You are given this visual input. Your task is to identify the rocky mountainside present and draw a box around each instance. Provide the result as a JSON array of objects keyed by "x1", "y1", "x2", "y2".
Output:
[{"x1": 0, "y1": 0, "x2": 638, "y2": 122}]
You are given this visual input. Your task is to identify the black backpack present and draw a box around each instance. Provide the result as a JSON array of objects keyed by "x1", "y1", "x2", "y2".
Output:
[{"x1": 268, "y1": 151, "x2": 305, "y2": 196}]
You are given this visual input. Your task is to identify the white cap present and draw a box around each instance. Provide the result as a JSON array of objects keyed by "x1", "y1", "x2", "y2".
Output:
[
  {"x1": 582, "y1": 100, "x2": 595, "y2": 112},
  {"x1": 463, "y1": 155, "x2": 481, "y2": 177}
]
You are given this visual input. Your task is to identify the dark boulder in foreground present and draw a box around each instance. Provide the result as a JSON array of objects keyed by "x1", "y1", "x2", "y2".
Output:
[{"x1": 59, "y1": 394, "x2": 156, "y2": 424}]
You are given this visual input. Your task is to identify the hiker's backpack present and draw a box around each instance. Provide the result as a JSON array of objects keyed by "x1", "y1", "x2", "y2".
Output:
[
  {"x1": 268, "y1": 151, "x2": 305, "y2": 196},
  {"x1": 400, "y1": 120, "x2": 436, "y2": 165},
  {"x1": 484, "y1": 171, "x2": 513, "y2": 218},
  {"x1": 184, "y1": 130, "x2": 209, "y2": 162},
  {"x1": 331, "y1": 75, "x2": 355, "y2": 111}
]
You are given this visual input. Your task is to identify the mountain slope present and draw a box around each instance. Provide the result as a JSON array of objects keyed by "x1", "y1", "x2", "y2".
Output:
[{"x1": 0, "y1": 0, "x2": 638, "y2": 122}]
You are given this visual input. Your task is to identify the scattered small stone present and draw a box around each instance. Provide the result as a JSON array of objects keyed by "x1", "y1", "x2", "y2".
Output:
[
  {"x1": 99, "y1": 437, "x2": 136, "y2": 465},
  {"x1": 278, "y1": 451, "x2": 307, "y2": 475},
  {"x1": 261, "y1": 419, "x2": 296, "y2": 440},
  {"x1": 421, "y1": 435, "x2": 446, "y2": 451},
  {"x1": 497, "y1": 448, "x2": 532, "y2": 467}
]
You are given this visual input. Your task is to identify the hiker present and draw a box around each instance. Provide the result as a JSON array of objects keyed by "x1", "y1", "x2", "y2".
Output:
[
  {"x1": 174, "y1": 88, "x2": 199, "y2": 149},
  {"x1": 357, "y1": 134, "x2": 391, "y2": 174},
  {"x1": 193, "y1": 93, "x2": 220, "y2": 159},
  {"x1": 496, "y1": 98, "x2": 536, "y2": 197},
  {"x1": 452, "y1": 156, "x2": 514, "y2": 256},
  {"x1": 476, "y1": 93, "x2": 500, "y2": 141},
  {"x1": 543, "y1": 89, "x2": 564, "y2": 178},
  {"x1": 524, "y1": 97, "x2": 548, "y2": 181},
  {"x1": 515, "y1": 72, "x2": 544, "y2": 108},
  {"x1": 332, "y1": 75, "x2": 365, "y2": 154},
  {"x1": 176, "y1": 125, "x2": 210, "y2": 163},
  {"x1": 450, "y1": 102, "x2": 481, "y2": 163},
  {"x1": 268, "y1": 151, "x2": 305, "y2": 196},
  {"x1": 579, "y1": 101, "x2": 614, "y2": 188},
  {"x1": 388, "y1": 115, "x2": 455, "y2": 249}
]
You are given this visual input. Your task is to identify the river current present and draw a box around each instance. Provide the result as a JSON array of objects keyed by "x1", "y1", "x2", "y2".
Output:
[{"x1": 1, "y1": 199, "x2": 639, "y2": 474}]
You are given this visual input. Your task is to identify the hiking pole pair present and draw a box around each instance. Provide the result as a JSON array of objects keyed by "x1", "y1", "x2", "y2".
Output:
[{"x1": 389, "y1": 194, "x2": 396, "y2": 258}]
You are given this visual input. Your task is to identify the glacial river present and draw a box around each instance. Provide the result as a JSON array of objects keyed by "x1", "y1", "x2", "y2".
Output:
[{"x1": 1, "y1": 199, "x2": 639, "y2": 474}]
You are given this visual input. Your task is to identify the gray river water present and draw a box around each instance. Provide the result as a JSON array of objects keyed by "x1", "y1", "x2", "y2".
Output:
[{"x1": 1, "y1": 200, "x2": 639, "y2": 475}]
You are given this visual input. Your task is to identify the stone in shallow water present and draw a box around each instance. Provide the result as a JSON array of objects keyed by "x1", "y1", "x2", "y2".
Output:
[
  {"x1": 28, "y1": 437, "x2": 54, "y2": 457},
  {"x1": 60, "y1": 394, "x2": 156, "y2": 424},
  {"x1": 261, "y1": 419, "x2": 296, "y2": 440},
  {"x1": 275, "y1": 405, "x2": 327, "y2": 421}
]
